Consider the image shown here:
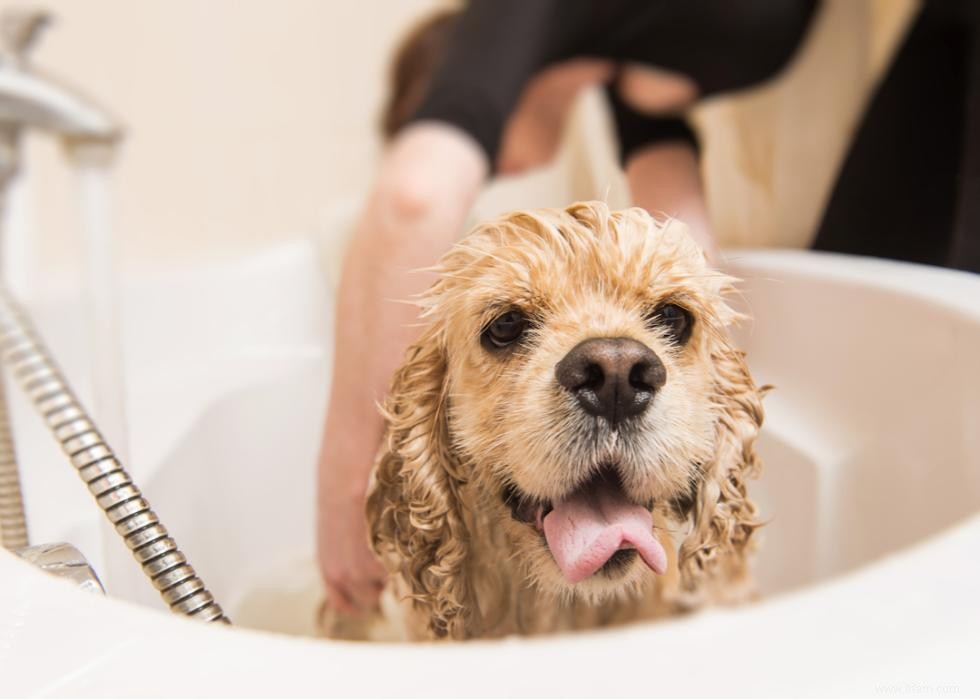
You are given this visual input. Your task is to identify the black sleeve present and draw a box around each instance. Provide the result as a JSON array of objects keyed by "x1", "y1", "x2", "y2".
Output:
[
  {"x1": 405, "y1": 0, "x2": 564, "y2": 164},
  {"x1": 605, "y1": 84, "x2": 699, "y2": 166},
  {"x1": 949, "y1": 0, "x2": 980, "y2": 271},
  {"x1": 604, "y1": 0, "x2": 820, "y2": 97}
]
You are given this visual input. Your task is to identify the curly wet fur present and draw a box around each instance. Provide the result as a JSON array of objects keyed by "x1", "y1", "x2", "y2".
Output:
[{"x1": 365, "y1": 202, "x2": 765, "y2": 640}]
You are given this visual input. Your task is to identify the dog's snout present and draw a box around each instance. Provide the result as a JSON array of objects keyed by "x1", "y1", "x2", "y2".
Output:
[{"x1": 555, "y1": 337, "x2": 666, "y2": 425}]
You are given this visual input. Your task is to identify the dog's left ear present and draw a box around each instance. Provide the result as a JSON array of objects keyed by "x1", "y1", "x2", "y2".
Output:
[
  {"x1": 678, "y1": 340, "x2": 765, "y2": 603},
  {"x1": 365, "y1": 333, "x2": 476, "y2": 639}
]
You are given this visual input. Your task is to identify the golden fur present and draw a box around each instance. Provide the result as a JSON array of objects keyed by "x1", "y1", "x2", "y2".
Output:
[{"x1": 362, "y1": 202, "x2": 765, "y2": 640}]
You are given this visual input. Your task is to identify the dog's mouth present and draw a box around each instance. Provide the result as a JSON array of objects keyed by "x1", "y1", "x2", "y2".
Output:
[{"x1": 502, "y1": 467, "x2": 667, "y2": 583}]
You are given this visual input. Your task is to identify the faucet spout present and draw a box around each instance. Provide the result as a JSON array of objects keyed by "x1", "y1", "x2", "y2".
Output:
[
  {"x1": 0, "y1": 9, "x2": 120, "y2": 143},
  {"x1": 0, "y1": 69, "x2": 120, "y2": 141}
]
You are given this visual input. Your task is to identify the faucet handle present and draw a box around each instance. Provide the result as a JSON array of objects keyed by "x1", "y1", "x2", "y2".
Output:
[{"x1": 1, "y1": 9, "x2": 51, "y2": 65}]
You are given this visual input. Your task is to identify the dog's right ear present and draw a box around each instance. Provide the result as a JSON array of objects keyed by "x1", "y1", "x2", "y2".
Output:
[{"x1": 365, "y1": 333, "x2": 475, "y2": 639}]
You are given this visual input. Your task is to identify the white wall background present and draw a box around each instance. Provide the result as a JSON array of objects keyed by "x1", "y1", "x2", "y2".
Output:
[{"x1": 17, "y1": 0, "x2": 442, "y2": 272}]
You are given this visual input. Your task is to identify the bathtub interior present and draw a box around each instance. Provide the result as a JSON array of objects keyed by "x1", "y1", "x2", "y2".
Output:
[
  {"x1": 733, "y1": 258, "x2": 980, "y2": 594},
  {"x1": 6, "y1": 239, "x2": 980, "y2": 636}
]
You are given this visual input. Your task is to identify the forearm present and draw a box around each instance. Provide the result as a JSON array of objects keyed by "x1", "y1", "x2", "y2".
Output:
[
  {"x1": 320, "y1": 219, "x2": 427, "y2": 499},
  {"x1": 319, "y1": 123, "x2": 487, "y2": 501},
  {"x1": 625, "y1": 141, "x2": 717, "y2": 261}
]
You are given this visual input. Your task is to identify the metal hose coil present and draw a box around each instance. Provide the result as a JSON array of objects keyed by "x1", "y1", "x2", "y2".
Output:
[
  {"x1": 0, "y1": 371, "x2": 29, "y2": 549},
  {"x1": 0, "y1": 287, "x2": 228, "y2": 623}
]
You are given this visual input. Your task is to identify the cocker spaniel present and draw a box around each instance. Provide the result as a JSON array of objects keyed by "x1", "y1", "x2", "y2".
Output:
[{"x1": 365, "y1": 202, "x2": 765, "y2": 640}]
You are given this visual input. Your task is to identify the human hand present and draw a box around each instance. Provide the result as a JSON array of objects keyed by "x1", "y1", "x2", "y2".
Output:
[{"x1": 317, "y1": 461, "x2": 386, "y2": 615}]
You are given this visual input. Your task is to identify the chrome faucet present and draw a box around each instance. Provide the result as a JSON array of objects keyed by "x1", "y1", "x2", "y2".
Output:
[
  {"x1": 0, "y1": 11, "x2": 228, "y2": 620},
  {"x1": 0, "y1": 10, "x2": 119, "y2": 142},
  {"x1": 0, "y1": 8, "x2": 121, "y2": 191},
  {"x1": 0, "y1": 9, "x2": 120, "y2": 597}
]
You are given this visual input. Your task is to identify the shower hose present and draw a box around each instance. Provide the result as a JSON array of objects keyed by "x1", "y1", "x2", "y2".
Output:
[
  {"x1": 0, "y1": 370, "x2": 28, "y2": 549},
  {"x1": 0, "y1": 286, "x2": 229, "y2": 623}
]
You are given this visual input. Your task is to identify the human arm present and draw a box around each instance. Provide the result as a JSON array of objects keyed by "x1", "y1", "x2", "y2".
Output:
[
  {"x1": 317, "y1": 122, "x2": 487, "y2": 613},
  {"x1": 625, "y1": 141, "x2": 718, "y2": 263},
  {"x1": 608, "y1": 67, "x2": 717, "y2": 263}
]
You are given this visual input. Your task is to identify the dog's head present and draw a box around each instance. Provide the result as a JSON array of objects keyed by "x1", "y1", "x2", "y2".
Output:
[{"x1": 368, "y1": 203, "x2": 764, "y2": 638}]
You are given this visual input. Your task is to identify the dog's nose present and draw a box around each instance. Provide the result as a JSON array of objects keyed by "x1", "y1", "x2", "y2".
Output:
[{"x1": 555, "y1": 337, "x2": 666, "y2": 425}]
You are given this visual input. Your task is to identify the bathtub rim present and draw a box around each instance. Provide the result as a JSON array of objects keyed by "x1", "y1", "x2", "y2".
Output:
[{"x1": 1, "y1": 504, "x2": 978, "y2": 695}]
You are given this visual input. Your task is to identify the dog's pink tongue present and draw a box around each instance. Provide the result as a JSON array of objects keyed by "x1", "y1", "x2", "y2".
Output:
[{"x1": 543, "y1": 480, "x2": 667, "y2": 584}]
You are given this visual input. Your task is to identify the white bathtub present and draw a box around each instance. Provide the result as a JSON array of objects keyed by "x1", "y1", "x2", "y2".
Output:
[{"x1": 1, "y1": 240, "x2": 978, "y2": 698}]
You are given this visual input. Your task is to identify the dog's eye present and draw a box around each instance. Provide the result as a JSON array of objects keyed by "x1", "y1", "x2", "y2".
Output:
[
  {"x1": 647, "y1": 303, "x2": 693, "y2": 345},
  {"x1": 483, "y1": 310, "x2": 527, "y2": 349}
]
